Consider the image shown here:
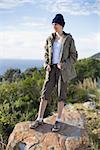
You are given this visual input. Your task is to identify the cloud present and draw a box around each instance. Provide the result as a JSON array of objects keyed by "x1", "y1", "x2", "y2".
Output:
[
  {"x1": 20, "y1": 16, "x2": 52, "y2": 30},
  {"x1": 0, "y1": 29, "x2": 99, "y2": 59},
  {"x1": 0, "y1": 0, "x2": 100, "y2": 16},
  {"x1": 75, "y1": 32, "x2": 100, "y2": 59},
  {"x1": 0, "y1": 30, "x2": 49, "y2": 59},
  {"x1": 0, "y1": 14, "x2": 99, "y2": 59},
  {"x1": 0, "y1": 16, "x2": 52, "y2": 32},
  {"x1": 39, "y1": 0, "x2": 100, "y2": 16},
  {"x1": 0, "y1": 0, "x2": 35, "y2": 9}
]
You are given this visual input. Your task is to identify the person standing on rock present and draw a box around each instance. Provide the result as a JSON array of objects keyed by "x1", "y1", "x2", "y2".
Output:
[{"x1": 30, "y1": 14, "x2": 78, "y2": 131}]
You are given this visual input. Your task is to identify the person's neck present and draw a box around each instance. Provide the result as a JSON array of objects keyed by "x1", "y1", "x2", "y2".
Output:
[{"x1": 56, "y1": 30, "x2": 63, "y2": 37}]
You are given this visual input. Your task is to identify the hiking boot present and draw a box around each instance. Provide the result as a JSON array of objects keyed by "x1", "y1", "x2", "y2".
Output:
[
  {"x1": 51, "y1": 121, "x2": 61, "y2": 132},
  {"x1": 29, "y1": 119, "x2": 44, "y2": 129}
]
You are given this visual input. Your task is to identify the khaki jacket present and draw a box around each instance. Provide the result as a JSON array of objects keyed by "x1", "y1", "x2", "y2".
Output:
[{"x1": 44, "y1": 31, "x2": 78, "y2": 83}]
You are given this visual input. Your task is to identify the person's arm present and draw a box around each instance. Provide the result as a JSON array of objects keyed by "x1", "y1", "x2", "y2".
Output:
[
  {"x1": 69, "y1": 38, "x2": 78, "y2": 64},
  {"x1": 61, "y1": 37, "x2": 78, "y2": 71},
  {"x1": 43, "y1": 38, "x2": 49, "y2": 70},
  {"x1": 64, "y1": 37, "x2": 78, "y2": 65}
]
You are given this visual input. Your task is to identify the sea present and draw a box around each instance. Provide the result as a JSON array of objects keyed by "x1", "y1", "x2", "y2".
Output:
[{"x1": 0, "y1": 59, "x2": 44, "y2": 75}]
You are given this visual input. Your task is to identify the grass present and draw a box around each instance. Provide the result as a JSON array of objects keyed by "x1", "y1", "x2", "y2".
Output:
[{"x1": 74, "y1": 103, "x2": 100, "y2": 150}]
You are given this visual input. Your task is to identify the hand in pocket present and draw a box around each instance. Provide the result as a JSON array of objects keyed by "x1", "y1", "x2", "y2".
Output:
[
  {"x1": 57, "y1": 63, "x2": 62, "y2": 70},
  {"x1": 46, "y1": 64, "x2": 51, "y2": 72}
]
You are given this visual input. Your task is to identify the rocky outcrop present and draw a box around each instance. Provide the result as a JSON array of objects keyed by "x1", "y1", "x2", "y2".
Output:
[
  {"x1": 83, "y1": 101, "x2": 96, "y2": 110},
  {"x1": 6, "y1": 105, "x2": 90, "y2": 150}
]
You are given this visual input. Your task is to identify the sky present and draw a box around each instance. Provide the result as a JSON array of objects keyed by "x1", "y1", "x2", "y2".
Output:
[{"x1": 0, "y1": 0, "x2": 100, "y2": 60}]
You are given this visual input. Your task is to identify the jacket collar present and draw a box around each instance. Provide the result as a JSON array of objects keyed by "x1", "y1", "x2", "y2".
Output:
[{"x1": 51, "y1": 31, "x2": 70, "y2": 39}]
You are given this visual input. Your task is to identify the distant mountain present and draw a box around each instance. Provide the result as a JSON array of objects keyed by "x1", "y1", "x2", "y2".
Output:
[{"x1": 91, "y1": 53, "x2": 100, "y2": 59}]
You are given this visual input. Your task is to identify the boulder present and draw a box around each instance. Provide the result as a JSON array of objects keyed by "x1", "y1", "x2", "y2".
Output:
[{"x1": 6, "y1": 105, "x2": 90, "y2": 150}]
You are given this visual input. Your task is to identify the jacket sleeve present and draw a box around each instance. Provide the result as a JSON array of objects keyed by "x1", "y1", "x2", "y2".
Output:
[
  {"x1": 68, "y1": 37, "x2": 78, "y2": 64},
  {"x1": 43, "y1": 39, "x2": 49, "y2": 70},
  {"x1": 62, "y1": 37, "x2": 78, "y2": 70}
]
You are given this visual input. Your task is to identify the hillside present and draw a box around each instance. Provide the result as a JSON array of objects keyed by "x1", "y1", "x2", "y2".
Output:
[{"x1": 91, "y1": 52, "x2": 100, "y2": 59}]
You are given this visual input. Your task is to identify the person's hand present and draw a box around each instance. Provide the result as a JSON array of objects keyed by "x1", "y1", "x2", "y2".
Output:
[
  {"x1": 57, "y1": 63, "x2": 62, "y2": 69},
  {"x1": 46, "y1": 64, "x2": 51, "y2": 72}
]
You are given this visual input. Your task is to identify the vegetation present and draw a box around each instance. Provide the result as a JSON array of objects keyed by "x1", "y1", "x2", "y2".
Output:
[
  {"x1": 0, "y1": 58, "x2": 100, "y2": 149},
  {"x1": 74, "y1": 103, "x2": 100, "y2": 150}
]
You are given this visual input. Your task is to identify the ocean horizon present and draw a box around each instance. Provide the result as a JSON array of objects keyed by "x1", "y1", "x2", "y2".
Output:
[{"x1": 0, "y1": 59, "x2": 44, "y2": 75}]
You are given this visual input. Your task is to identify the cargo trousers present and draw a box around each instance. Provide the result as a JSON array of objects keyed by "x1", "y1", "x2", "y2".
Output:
[{"x1": 40, "y1": 64, "x2": 67, "y2": 102}]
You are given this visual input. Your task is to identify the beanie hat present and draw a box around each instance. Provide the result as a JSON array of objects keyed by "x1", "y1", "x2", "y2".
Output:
[{"x1": 52, "y1": 14, "x2": 65, "y2": 27}]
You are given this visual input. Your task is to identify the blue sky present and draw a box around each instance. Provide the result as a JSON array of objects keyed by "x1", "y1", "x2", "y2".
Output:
[{"x1": 0, "y1": 0, "x2": 99, "y2": 60}]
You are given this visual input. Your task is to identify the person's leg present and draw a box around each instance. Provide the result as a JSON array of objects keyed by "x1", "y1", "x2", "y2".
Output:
[
  {"x1": 36, "y1": 65, "x2": 56, "y2": 121},
  {"x1": 30, "y1": 98, "x2": 48, "y2": 129},
  {"x1": 37, "y1": 92, "x2": 65, "y2": 122},
  {"x1": 55, "y1": 69, "x2": 66, "y2": 118},
  {"x1": 51, "y1": 68, "x2": 67, "y2": 131},
  {"x1": 36, "y1": 98, "x2": 48, "y2": 121},
  {"x1": 51, "y1": 76, "x2": 67, "y2": 131},
  {"x1": 30, "y1": 67, "x2": 56, "y2": 129},
  {"x1": 56, "y1": 77, "x2": 67, "y2": 121},
  {"x1": 56, "y1": 101, "x2": 64, "y2": 121},
  {"x1": 51, "y1": 100, "x2": 65, "y2": 132}
]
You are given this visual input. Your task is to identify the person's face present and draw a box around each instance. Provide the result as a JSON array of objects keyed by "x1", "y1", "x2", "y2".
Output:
[{"x1": 52, "y1": 23, "x2": 63, "y2": 32}]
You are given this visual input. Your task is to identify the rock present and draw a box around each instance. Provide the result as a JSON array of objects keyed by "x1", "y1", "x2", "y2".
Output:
[
  {"x1": 64, "y1": 104, "x2": 74, "y2": 110},
  {"x1": 6, "y1": 106, "x2": 90, "y2": 150},
  {"x1": 83, "y1": 101, "x2": 96, "y2": 110},
  {"x1": 88, "y1": 94, "x2": 96, "y2": 99}
]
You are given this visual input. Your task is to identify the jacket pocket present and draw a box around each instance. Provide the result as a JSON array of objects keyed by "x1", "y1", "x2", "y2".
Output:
[{"x1": 61, "y1": 59, "x2": 77, "y2": 81}]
